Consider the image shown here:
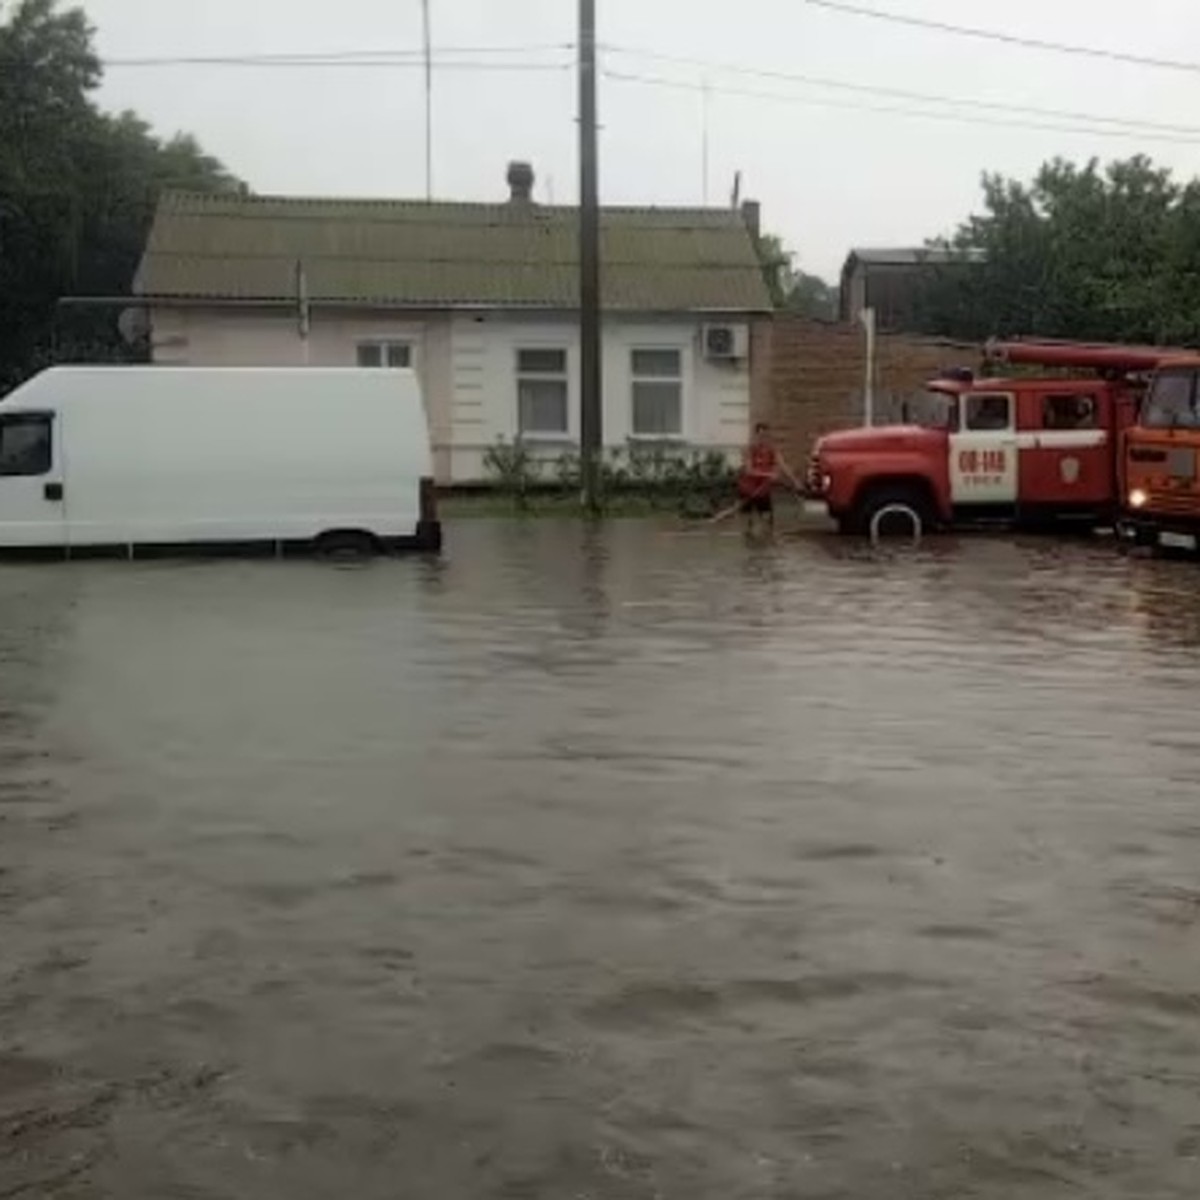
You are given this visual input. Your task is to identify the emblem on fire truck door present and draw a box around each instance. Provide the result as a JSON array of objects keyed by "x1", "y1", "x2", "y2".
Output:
[{"x1": 1060, "y1": 457, "x2": 1081, "y2": 485}]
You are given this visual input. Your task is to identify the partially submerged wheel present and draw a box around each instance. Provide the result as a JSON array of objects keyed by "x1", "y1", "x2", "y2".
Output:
[
  {"x1": 314, "y1": 530, "x2": 380, "y2": 561},
  {"x1": 870, "y1": 502, "x2": 923, "y2": 543},
  {"x1": 849, "y1": 484, "x2": 932, "y2": 543}
]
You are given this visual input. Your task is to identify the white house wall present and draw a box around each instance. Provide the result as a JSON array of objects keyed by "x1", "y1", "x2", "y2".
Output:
[
  {"x1": 446, "y1": 314, "x2": 751, "y2": 484},
  {"x1": 150, "y1": 308, "x2": 436, "y2": 373},
  {"x1": 149, "y1": 307, "x2": 753, "y2": 485}
]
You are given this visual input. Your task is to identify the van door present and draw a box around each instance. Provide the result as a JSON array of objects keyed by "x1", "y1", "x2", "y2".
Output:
[
  {"x1": 949, "y1": 392, "x2": 1018, "y2": 508},
  {"x1": 1017, "y1": 388, "x2": 1110, "y2": 510},
  {"x1": 0, "y1": 412, "x2": 65, "y2": 548}
]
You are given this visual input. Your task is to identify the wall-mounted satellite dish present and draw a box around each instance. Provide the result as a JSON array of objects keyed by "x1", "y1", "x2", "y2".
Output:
[{"x1": 118, "y1": 306, "x2": 150, "y2": 345}]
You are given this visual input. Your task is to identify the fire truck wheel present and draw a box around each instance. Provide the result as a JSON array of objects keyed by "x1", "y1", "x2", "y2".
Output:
[{"x1": 850, "y1": 483, "x2": 934, "y2": 539}]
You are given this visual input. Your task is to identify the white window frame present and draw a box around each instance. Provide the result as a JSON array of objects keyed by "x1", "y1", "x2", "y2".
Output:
[
  {"x1": 515, "y1": 345, "x2": 572, "y2": 441},
  {"x1": 629, "y1": 346, "x2": 686, "y2": 441},
  {"x1": 356, "y1": 339, "x2": 415, "y2": 370},
  {"x1": 963, "y1": 391, "x2": 1015, "y2": 433}
]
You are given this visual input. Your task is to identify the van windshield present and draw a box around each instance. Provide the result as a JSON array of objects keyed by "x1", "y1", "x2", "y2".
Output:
[{"x1": 1143, "y1": 369, "x2": 1200, "y2": 429}]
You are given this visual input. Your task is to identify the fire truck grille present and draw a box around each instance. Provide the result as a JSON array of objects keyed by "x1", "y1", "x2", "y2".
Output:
[{"x1": 1147, "y1": 489, "x2": 1200, "y2": 516}]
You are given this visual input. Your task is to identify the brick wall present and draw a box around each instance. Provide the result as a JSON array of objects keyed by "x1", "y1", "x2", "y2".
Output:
[{"x1": 764, "y1": 317, "x2": 978, "y2": 466}]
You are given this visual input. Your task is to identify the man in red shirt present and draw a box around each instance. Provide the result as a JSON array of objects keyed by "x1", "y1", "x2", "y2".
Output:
[
  {"x1": 709, "y1": 423, "x2": 798, "y2": 530},
  {"x1": 734, "y1": 422, "x2": 797, "y2": 531}
]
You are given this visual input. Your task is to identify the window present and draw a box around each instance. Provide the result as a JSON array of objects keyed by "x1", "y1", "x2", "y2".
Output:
[
  {"x1": 357, "y1": 340, "x2": 412, "y2": 369},
  {"x1": 917, "y1": 389, "x2": 958, "y2": 430},
  {"x1": 516, "y1": 348, "x2": 569, "y2": 436},
  {"x1": 0, "y1": 415, "x2": 52, "y2": 477},
  {"x1": 631, "y1": 349, "x2": 683, "y2": 437},
  {"x1": 964, "y1": 393, "x2": 1012, "y2": 432},
  {"x1": 1043, "y1": 393, "x2": 1098, "y2": 430},
  {"x1": 1143, "y1": 369, "x2": 1200, "y2": 429}
]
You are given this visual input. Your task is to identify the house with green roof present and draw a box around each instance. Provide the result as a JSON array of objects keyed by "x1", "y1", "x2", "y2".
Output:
[{"x1": 135, "y1": 162, "x2": 774, "y2": 483}]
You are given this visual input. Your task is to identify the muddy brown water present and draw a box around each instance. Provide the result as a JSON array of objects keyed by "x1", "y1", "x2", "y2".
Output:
[{"x1": 1, "y1": 521, "x2": 1199, "y2": 1198}]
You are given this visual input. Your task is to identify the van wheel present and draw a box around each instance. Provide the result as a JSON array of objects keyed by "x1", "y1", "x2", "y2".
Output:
[
  {"x1": 315, "y1": 530, "x2": 379, "y2": 561},
  {"x1": 849, "y1": 484, "x2": 934, "y2": 540}
]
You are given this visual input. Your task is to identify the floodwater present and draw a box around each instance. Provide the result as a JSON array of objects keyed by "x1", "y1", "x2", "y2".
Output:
[{"x1": 1, "y1": 521, "x2": 1199, "y2": 1199}]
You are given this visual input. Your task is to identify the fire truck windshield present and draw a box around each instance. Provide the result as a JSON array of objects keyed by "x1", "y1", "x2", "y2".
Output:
[
  {"x1": 911, "y1": 390, "x2": 957, "y2": 428},
  {"x1": 1143, "y1": 368, "x2": 1200, "y2": 429}
]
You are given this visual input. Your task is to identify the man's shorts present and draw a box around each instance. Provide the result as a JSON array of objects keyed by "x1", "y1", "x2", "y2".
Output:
[{"x1": 739, "y1": 491, "x2": 773, "y2": 515}]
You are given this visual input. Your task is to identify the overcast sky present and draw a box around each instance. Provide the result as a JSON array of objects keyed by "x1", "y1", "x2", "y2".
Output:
[{"x1": 80, "y1": 0, "x2": 1200, "y2": 279}]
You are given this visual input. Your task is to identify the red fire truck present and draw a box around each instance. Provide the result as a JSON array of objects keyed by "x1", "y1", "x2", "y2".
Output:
[{"x1": 806, "y1": 340, "x2": 1176, "y2": 536}]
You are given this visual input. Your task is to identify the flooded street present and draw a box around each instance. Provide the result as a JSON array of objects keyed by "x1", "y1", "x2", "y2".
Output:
[{"x1": 2, "y1": 520, "x2": 1200, "y2": 1198}]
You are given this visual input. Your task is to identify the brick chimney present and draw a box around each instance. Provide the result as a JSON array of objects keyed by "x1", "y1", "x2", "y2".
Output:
[
  {"x1": 741, "y1": 199, "x2": 761, "y2": 241},
  {"x1": 507, "y1": 160, "x2": 535, "y2": 203}
]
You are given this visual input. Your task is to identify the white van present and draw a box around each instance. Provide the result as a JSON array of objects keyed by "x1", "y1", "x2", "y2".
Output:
[{"x1": 0, "y1": 366, "x2": 441, "y2": 557}]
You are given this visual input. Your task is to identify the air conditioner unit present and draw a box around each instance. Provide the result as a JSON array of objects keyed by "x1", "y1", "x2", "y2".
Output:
[{"x1": 702, "y1": 323, "x2": 749, "y2": 362}]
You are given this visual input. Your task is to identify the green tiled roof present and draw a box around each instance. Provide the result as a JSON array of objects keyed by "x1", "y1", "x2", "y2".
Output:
[{"x1": 135, "y1": 192, "x2": 774, "y2": 313}]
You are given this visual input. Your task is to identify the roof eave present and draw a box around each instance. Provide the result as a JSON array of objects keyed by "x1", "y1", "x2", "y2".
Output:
[{"x1": 105, "y1": 294, "x2": 773, "y2": 316}]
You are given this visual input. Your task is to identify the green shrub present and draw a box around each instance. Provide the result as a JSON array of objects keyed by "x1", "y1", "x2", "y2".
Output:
[
  {"x1": 554, "y1": 449, "x2": 581, "y2": 492},
  {"x1": 482, "y1": 437, "x2": 737, "y2": 515},
  {"x1": 482, "y1": 438, "x2": 541, "y2": 509}
]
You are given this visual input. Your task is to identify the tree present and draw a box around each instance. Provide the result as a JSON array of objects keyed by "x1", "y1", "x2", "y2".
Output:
[
  {"x1": 0, "y1": 0, "x2": 240, "y2": 392},
  {"x1": 755, "y1": 232, "x2": 837, "y2": 320},
  {"x1": 917, "y1": 156, "x2": 1200, "y2": 344},
  {"x1": 786, "y1": 269, "x2": 838, "y2": 321}
]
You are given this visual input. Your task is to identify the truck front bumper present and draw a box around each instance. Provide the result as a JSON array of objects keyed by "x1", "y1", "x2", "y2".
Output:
[{"x1": 1119, "y1": 515, "x2": 1200, "y2": 553}]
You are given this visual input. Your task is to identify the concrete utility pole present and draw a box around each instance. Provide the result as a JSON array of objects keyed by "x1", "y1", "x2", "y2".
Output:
[
  {"x1": 860, "y1": 306, "x2": 877, "y2": 427},
  {"x1": 578, "y1": 0, "x2": 603, "y2": 514}
]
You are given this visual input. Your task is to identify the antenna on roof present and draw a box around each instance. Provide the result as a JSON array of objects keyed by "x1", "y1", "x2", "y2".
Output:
[
  {"x1": 422, "y1": 0, "x2": 433, "y2": 200},
  {"x1": 731, "y1": 170, "x2": 742, "y2": 209}
]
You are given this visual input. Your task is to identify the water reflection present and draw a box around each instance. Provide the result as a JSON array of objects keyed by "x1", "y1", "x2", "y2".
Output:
[{"x1": 1126, "y1": 556, "x2": 1200, "y2": 648}]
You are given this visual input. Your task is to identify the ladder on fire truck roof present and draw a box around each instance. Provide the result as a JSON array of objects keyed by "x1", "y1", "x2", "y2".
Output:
[{"x1": 984, "y1": 338, "x2": 1198, "y2": 374}]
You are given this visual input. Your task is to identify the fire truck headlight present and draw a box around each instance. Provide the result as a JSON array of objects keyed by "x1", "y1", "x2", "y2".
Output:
[{"x1": 1129, "y1": 488, "x2": 1149, "y2": 510}]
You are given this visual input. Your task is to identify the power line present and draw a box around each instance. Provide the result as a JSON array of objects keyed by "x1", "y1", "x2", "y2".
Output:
[
  {"x1": 603, "y1": 68, "x2": 1200, "y2": 146},
  {"x1": 799, "y1": 0, "x2": 1200, "y2": 74},
  {"x1": 604, "y1": 44, "x2": 1200, "y2": 137},
  {"x1": 100, "y1": 57, "x2": 571, "y2": 72},
  {"x1": 101, "y1": 43, "x2": 574, "y2": 68},
  {"x1": 94, "y1": 37, "x2": 1200, "y2": 131}
]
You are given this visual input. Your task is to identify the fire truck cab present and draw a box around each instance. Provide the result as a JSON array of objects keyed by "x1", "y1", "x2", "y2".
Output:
[
  {"x1": 1122, "y1": 356, "x2": 1200, "y2": 553},
  {"x1": 807, "y1": 341, "x2": 1154, "y2": 536}
]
